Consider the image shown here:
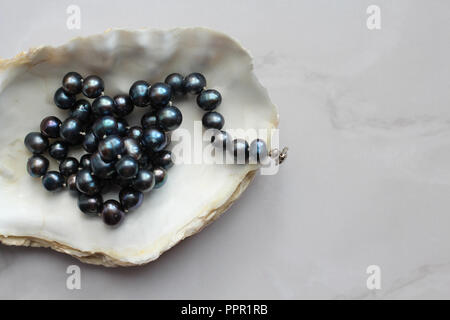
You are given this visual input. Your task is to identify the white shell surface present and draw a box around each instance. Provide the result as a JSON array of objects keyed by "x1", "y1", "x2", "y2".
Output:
[{"x1": 0, "y1": 28, "x2": 278, "y2": 266}]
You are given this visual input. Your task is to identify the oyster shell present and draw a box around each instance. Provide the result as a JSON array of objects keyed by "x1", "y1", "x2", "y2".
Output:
[{"x1": 0, "y1": 28, "x2": 278, "y2": 267}]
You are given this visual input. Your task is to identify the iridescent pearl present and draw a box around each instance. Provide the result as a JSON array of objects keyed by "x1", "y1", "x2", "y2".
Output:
[
  {"x1": 142, "y1": 128, "x2": 167, "y2": 152},
  {"x1": 82, "y1": 131, "x2": 99, "y2": 153},
  {"x1": 153, "y1": 167, "x2": 167, "y2": 189},
  {"x1": 141, "y1": 111, "x2": 158, "y2": 129},
  {"x1": 27, "y1": 154, "x2": 49, "y2": 177},
  {"x1": 90, "y1": 151, "x2": 115, "y2": 179},
  {"x1": 149, "y1": 82, "x2": 172, "y2": 108},
  {"x1": 113, "y1": 94, "x2": 134, "y2": 117},
  {"x1": 92, "y1": 116, "x2": 118, "y2": 139},
  {"x1": 54, "y1": 87, "x2": 76, "y2": 109},
  {"x1": 62, "y1": 72, "x2": 83, "y2": 95},
  {"x1": 164, "y1": 73, "x2": 185, "y2": 95},
  {"x1": 116, "y1": 118, "x2": 128, "y2": 137},
  {"x1": 249, "y1": 139, "x2": 268, "y2": 163},
  {"x1": 78, "y1": 193, "x2": 103, "y2": 216},
  {"x1": 197, "y1": 89, "x2": 222, "y2": 111},
  {"x1": 24, "y1": 132, "x2": 49, "y2": 154},
  {"x1": 157, "y1": 105, "x2": 183, "y2": 131},
  {"x1": 66, "y1": 173, "x2": 78, "y2": 193},
  {"x1": 102, "y1": 200, "x2": 125, "y2": 226},
  {"x1": 211, "y1": 130, "x2": 232, "y2": 150},
  {"x1": 42, "y1": 171, "x2": 64, "y2": 192},
  {"x1": 79, "y1": 153, "x2": 92, "y2": 169},
  {"x1": 119, "y1": 187, "x2": 143, "y2": 212},
  {"x1": 70, "y1": 99, "x2": 91, "y2": 123},
  {"x1": 82, "y1": 75, "x2": 104, "y2": 98},
  {"x1": 127, "y1": 126, "x2": 144, "y2": 141},
  {"x1": 76, "y1": 168, "x2": 100, "y2": 195},
  {"x1": 92, "y1": 95, "x2": 115, "y2": 116},
  {"x1": 60, "y1": 117, "x2": 83, "y2": 144},
  {"x1": 59, "y1": 157, "x2": 79, "y2": 177},
  {"x1": 132, "y1": 169, "x2": 155, "y2": 192},
  {"x1": 129, "y1": 80, "x2": 151, "y2": 107},
  {"x1": 184, "y1": 73, "x2": 206, "y2": 94},
  {"x1": 115, "y1": 155, "x2": 139, "y2": 179},
  {"x1": 48, "y1": 141, "x2": 69, "y2": 160},
  {"x1": 123, "y1": 137, "x2": 142, "y2": 160},
  {"x1": 232, "y1": 139, "x2": 249, "y2": 163},
  {"x1": 202, "y1": 111, "x2": 224, "y2": 130},
  {"x1": 98, "y1": 135, "x2": 125, "y2": 162},
  {"x1": 40, "y1": 116, "x2": 61, "y2": 138},
  {"x1": 152, "y1": 150, "x2": 173, "y2": 170}
]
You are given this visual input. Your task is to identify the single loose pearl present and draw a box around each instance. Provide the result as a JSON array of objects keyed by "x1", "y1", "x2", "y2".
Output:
[
  {"x1": 129, "y1": 80, "x2": 151, "y2": 107},
  {"x1": 165, "y1": 73, "x2": 185, "y2": 95},
  {"x1": 54, "y1": 87, "x2": 76, "y2": 109}
]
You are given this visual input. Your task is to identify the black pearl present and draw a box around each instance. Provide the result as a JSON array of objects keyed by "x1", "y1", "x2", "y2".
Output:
[
  {"x1": 102, "y1": 200, "x2": 125, "y2": 226},
  {"x1": 142, "y1": 128, "x2": 167, "y2": 152},
  {"x1": 54, "y1": 87, "x2": 76, "y2": 110},
  {"x1": 76, "y1": 168, "x2": 100, "y2": 195},
  {"x1": 138, "y1": 153, "x2": 151, "y2": 170},
  {"x1": 141, "y1": 111, "x2": 158, "y2": 129},
  {"x1": 42, "y1": 171, "x2": 65, "y2": 192},
  {"x1": 149, "y1": 82, "x2": 172, "y2": 108},
  {"x1": 202, "y1": 111, "x2": 224, "y2": 130},
  {"x1": 232, "y1": 139, "x2": 249, "y2": 163},
  {"x1": 59, "y1": 157, "x2": 79, "y2": 177},
  {"x1": 26, "y1": 154, "x2": 49, "y2": 177},
  {"x1": 79, "y1": 153, "x2": 92, "y2": 169},
  {"x1": 48, "y1": 141, "x2": 69, "y2": 160},
  {"x1": 62, "y1": 72, "x2": 83, "y2": 95},
  {"x1": 90, "y1": 151, "x2": 115, "y2": 179},
  {"x1": 82, "y1": 131, "x2": 98, "y2": 153},
  {"x1": 40, "y1": 116, "x2": 61, "y2": 138},
  {"x1": 152, "y1": 150, "x2": 174, "y2": 170},
  {"x1": 70, "y1": 99, "x2": 91, "y2": 123},
  {"x1": 113, "y1": 94, "x2": 134, "y2": 117},
  {"x1": 132, "y1": 169, "x2": 155, "y2": 192},
  {"x1": 24, "y1": 132, "x2": 49, "y2": 154},
  {"x1": 67, "y1": 173, "x2": 78, "y2": 193},
  {"x1": 116, "y1": 118, "x2": 128, "y2": 137},
  {"x1": 129, "y1": 80, "x2": 151, "y2": 107},
  {"x1": 119, "y1": 188, "x2": 143, "y2": 212},
  {"x1": 157, "y1": 105, "x2": 182, "y2": 131},
  {"x1": 127, "y1": 126, "x2": 144, "y2": 141},
  {"x1": 78, "y1": 193, "x2": 103, "y2": 216},
  {"x1": 123, "y1": 137, "x2": 142, "y2": 160},
  {"x1": 60, "y1": 117, "x2": 83, "y2": 144},
  {"x1": 184, "y1": 73, "x2": 206, "y2": 94},
  {"x1": 197, "y1": 89, "x2": 222, "y2": 111},
  {"x1": 211, "y1": 130, "x2": 232, "y2": 150},
  {"x1": 92, "y1": 95, "x2": 115, "y2": 116},
  {"x1": 81, "y1": 75, "x2": 104, "y2": 99},
  {"x1": 115, "y1": 155, "x2": 139, "y2": 179},
  {"x1": 165, "y1": 73, "x2": 186, "y2": 95},
  {"x1": 92, "y1": 116, "x2": 118, "y2": 139},
  {"x1": 98, "y1": 135, "x2": 125, "y2": 162},
  {"x1": 249, "y1": 139, "x2": 268, "y2": 163},
  {"x1": 153, "y1": 167, "x2": 167, "y2": 189}
]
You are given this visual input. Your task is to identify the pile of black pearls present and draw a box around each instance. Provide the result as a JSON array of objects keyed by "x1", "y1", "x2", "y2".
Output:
[{"x1": 24, "y1": 71, "x2": 268, "y2": 228}]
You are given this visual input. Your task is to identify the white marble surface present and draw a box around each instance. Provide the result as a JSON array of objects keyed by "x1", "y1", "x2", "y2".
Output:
[{"x1": 0, "y1": 0, "x2": 449, "y2": 299}]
